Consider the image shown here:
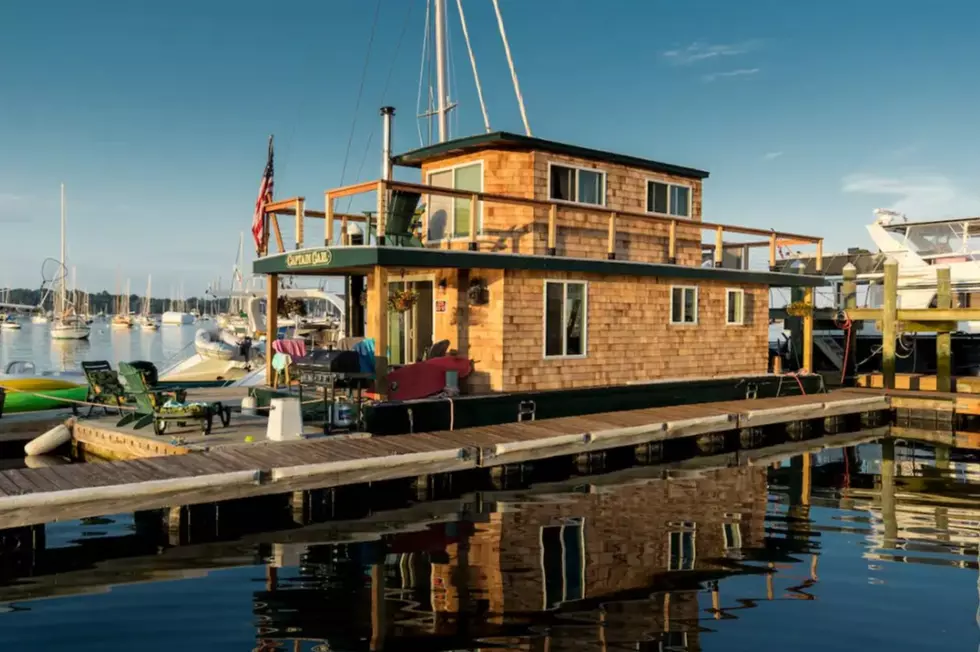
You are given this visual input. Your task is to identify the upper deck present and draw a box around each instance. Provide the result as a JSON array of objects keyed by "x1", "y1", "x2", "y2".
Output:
[{"x1": 253, "y1": 132, "x2": 824, "y2": 287}]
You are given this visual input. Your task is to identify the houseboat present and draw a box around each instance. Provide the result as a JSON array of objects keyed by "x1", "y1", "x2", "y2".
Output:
[{"x1": 249, "y1": 109, "x2": 826, "y2": 433}]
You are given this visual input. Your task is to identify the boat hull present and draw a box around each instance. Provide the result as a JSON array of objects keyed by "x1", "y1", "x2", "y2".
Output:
[
  {"x1": 50, "y1": 325, "x2": 90, "y2": 340},
  {"x1": 1, "y1": 386, "x2": 87, "y2": 413}
]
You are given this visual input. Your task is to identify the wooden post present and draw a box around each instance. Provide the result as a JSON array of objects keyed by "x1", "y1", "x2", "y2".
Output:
[
  {"x1": 803, "y1": 286, "x2": 814, "y2": 372},
  {"x1": 368, "y1": 266, "x2": 389, "y2": 397},
  {"x1": 370, "y1": 563, "x2": 386, "y2": 650},
  {"x1": 468, "y1": 193, "x2": 478, "y2": 251},
  {"x1": 607, "y1": 211, "x2": 617, "y2": 260},
  {"x1": 801, "y1": 452, "x2": 811, "y2": 505},
  {"x1": 295, "y1": 198, "x2": 304, "y2": 249},
  {"x1": 262, "y1": 211, "x2": 270, "y2": 256},
  {"x1": 341, "y1": 214, "x2": 349, "y2": 246},
  {"x1": 324, "y1": 191, "x2": 334, "y2": 246},
  {"x1": 714, "y1": 226, "x2": 724, "y2": 267},
  {"x1": 266, "y1": 274, "x2": 279, "y2": 385},
  {"x1": 547, "y1": 204, "x2": 557, "y2": 255},
  {"x1": 769, "y1": 233, "x2": 777, "y2": 270},
  {"x1": 270, "y1": 214, "x2": 285, "y2": 253},
  {"x1": 842, "y1": 263, "x2": 858, "y2": 385},
  {"x1": 668, "y1": 220, "x2": 677, "y2": 264},
  {"x1": 880, "y1": 438, "x2": 897, "y2": 545},
  {"x1": 937, "y1": 265, "x2": 952, "y2": 392},
  {"x1": 376, "y1": 180, "x2": 387, "y2": 245},
  {"x1": 815, "y1": 239, "x2": 823, "y2": 272},
  {"x1": 882, "y1": 259, "x2": 898, "y2": 390}
]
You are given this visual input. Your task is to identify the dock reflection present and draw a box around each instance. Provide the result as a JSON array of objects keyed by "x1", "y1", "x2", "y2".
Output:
[{"x1": 1, "y1": 429, "x2": 979, "y2": 651}]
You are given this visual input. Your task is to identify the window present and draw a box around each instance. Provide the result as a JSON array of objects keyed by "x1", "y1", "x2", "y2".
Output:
[
  {"x1": 670, "y1": 286, "x2": 698, "y2": 324},
  {"x1": 427, "y1": 162, "x2": 483, "y2": 240},
  {"x1": 541, "y1": 518, "x2": 585, "y2": 609},
  {"x1": 647, "y1": 180, "x2": 691, "y2": 218},
  {"x1": 667, "y1": 525, "x2": 696, "y2": 571},
  {"x1": 549, "y1": 163, "x2": 606, "y2": 206},
  {"x1": 723, "y1": 523, "x2": 742, "y2": 550},
  {"x1": 544, "y1": 281, "x2": 587, "y2": 357},
  {"x1": 726, "y1": 289, "x2": 744, "y2": 325}
]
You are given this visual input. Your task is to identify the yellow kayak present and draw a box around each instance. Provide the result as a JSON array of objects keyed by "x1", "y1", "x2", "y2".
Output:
[{"x1": 0, "y1": 377, "x2": 83, "y2": 391}]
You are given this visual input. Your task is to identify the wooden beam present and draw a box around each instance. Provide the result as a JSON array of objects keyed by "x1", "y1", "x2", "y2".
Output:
[
  {"x1": 846, "y1": 307, "x2": 980, "y2": 322},
  {"x1": 713, "y1": 226, "x2": 724, "y2": 267},
  {"x1": 668, "y1": 220, "x2": 677, "y2": 263},
  {"x1": 327, "y1": 180, "x2": 382, "y2": 200},
  {"x1": 937, "y1": 266, "x2": 952, "y2": 392},
  {"x1": 341, "y1": 214, "x2": 349, "y2": 246},
  {"x1": 468, "y1": 193, "x2": 478, "y2": 251},
  {"x1": 547, "y1": 204, "x2": 557, "y2": 255},
  {"x1": 607, "y1": 211, "x2": 616, "y2": 259},
  {"x1": 263, "y1": 197, "x2": 306, "y2": 213},
  {"x1": 882, "y1": 260, "x2": 898, "y2": 389},
  {"x1": 376, "y1": 181, "x2": 387, "y2": 245},
  {"x1": 802, "y1": 286, "x2": 814, "y2": 372},
  {"x1": 769, "y1": 233, "x2": 777, "y2": 269},
  {"x1": 266, "y1": 275, "x2": 279, "y2": 385},
  {"x1": 324, "y1": 191, "x2": 334, "y2": 246},
  {"x1": 815, "y1": 239, "x2": 823, "y2": 272},
  {"x1": 295, "y1": 198, "x2": 304, "y2": 250},
  {"x1": 269, "y1": 214, "x2": 285, "y2": 253},
  {"x1": 842, "y1": 263, "x2": 858, "y2": 385},
  {"x1": 368, "y1": 266, "x2": 389, "y2": 398}
]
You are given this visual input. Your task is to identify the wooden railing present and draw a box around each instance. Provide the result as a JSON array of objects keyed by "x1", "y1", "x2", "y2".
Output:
[{"x1": 263, "y1": 179, "x2": 824, "y2": 271}]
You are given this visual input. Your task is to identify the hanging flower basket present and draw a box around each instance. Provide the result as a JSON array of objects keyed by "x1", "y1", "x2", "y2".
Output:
[
  {"x1": 786, "y1": 300, "x2": 813, "y2": 318},
  {"x1": 388, "y1": 289, "x2": 419, "y2": 313}
]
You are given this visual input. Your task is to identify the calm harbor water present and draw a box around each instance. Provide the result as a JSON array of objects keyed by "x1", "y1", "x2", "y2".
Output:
[
  {"x1": 0, "y1": 434, "x2": 977, "y2": 650},
  {"x1": 0, "y1": 321, "x2": 199, "y2": 374}
]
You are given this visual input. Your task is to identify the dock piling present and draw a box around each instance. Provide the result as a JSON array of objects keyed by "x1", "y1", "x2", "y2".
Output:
[
  {"x1": 936, "y1": 265, "x2": 952, "y2": 392},
  {"x1": 882, "y1": 259, "x2": 898, "y2": 390},
  {"x1": 842, "y1": 263, "x2": 858, "y2": 385}
]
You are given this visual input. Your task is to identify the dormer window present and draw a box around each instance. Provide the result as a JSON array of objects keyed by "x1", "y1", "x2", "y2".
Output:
[
  {"x1": 647, "y1": 180, "x2": 691, "y2": 218},
  {"x1": 549, "y1": 163, "x2": 606, "y2": 206}
]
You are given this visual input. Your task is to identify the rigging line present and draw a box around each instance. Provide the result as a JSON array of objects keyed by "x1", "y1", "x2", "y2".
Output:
[
  {"x1": 455, "y1": 0, "x2": 490, "y2": 133},
  {"x1": 490, "y1": 0, "x2": 531, "y2": 137},
  {"x1": 337, "y1": 0, "x2": 384, "y2": 189},
  {"x1": 345, "y1": 0, "x2": 417, "y2": 213},
  {"x1": 416, "y1": 0, "x2": 432, "y2": 146}
]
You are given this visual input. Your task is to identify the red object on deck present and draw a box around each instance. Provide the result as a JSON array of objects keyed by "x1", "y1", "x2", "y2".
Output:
[{"x1": 387, "y1": 356, "x2": 472, "y2": 401}]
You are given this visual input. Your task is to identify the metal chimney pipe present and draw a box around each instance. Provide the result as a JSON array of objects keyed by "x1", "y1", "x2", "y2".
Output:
[{"x1": 381, "y1": 106, "x2": 395, "y2": 181}]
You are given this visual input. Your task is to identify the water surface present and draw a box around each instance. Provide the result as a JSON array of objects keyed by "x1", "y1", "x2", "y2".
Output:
[{"x1": 0, "y1": 435, "x2": 977, "y2": 651}]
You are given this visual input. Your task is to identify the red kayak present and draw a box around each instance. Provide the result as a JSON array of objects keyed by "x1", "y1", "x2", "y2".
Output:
[{"x1": 387, "y1": 356, "x2": 472, "y2": 401}]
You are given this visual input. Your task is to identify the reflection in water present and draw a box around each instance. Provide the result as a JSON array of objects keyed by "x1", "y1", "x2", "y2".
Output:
[{"x1": 0, "y1": 435, "x2": 979, "y2": 651}]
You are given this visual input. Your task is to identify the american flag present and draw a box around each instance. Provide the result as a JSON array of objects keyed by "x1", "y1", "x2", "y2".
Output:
[{"x1": 251, "y1": 135, "x2": 274, "y2": 254}]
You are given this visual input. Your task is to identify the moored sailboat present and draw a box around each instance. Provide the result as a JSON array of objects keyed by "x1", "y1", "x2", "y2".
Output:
[
  {"x1": 50, "y1": 184, "x2": 90, "y2": 341},
  {"x1": 138, "y1": 275, "x2": 159, "y2": 331}
]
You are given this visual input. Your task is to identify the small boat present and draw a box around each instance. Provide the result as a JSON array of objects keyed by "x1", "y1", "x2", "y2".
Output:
[
  {"x1": 194, "y1": 328, "x2": 241, "y2": 360},
  {"x1": 110, "y1": 314, "x2": 133, "y2": 329},
  {"x1": 0, "y1": 315, "x2": 21, "y2": 331},
  {"x1": 137, "y1": 276, "x2": 159, "y2": 331},
  {"x1": 49, "y1": 185, "x2": 91, "y2": 342},
  {"x1": 0, "y1": 363, "x2": 86, "y2": 413},
  {"x1": 51, "y1": 317, "x2": 90, "y2": 340}
]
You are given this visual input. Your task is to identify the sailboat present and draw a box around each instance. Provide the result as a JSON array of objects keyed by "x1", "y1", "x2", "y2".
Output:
[
  {"x1": 162, "y1": 283, "x2": 193, "y2": 325},
  {"x1": 111, "y1": 274, "x2": 133, "y2": 329},
  {"x1": 50, "y1": 185, "x2": 91, "y2": 341},
  {"x1": 138, "y1": 275, "x2": 159, "y2": 331}
]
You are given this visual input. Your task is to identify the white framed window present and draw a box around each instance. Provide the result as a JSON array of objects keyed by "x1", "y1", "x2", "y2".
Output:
[
  {"x1": 647, "y1": 180, "x2": 691, "y2": 218},
  {"x1": 548, "y1": 162, "x2": 606, "y2": 207},
  {"x1": 544, "y1": 280, "x2": 588, "y2": 358},
  {"x1": 726, "y1": 288, "x2": 745, "y2": 325},
  {"x1": 667, "y1": 523, "x2": 697, "y2": 571},
  {"x1": 670, "y1": 286, "x2": 698, "y2": 324},
  {"x1": 723, "y1": 522, "x2": 742, "y2": 550},
  {"x1": 426, "y1": 161, "x2": 483, "y2": 241},
  {"x1": 540, "y1": 517, "x2": 586, "y2": 609}
]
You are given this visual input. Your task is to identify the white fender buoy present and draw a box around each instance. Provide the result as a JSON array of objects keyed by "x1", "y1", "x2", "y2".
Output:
[
  {"x1": 24, "y1": 424, "x2": 72, "y2": 456},
  {"x1": 241, "y1": 395, "x2": 257, "y2": 417},
  {"x1": 24, "y1": 454, "x2": 70, "y2": 469}
]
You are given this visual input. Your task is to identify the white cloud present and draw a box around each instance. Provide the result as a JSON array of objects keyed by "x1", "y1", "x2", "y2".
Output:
[
  {"x1": 702, "y1": 68, "x2": 760, "y2": 82},
  {"x1": 663, "y1": 40, "x2": 761, "y2": 65},
  {"x1": 842, "y1": 173, "x2": 980, "y2": 219},
  {"x1": 763, "y1": 151, "x2": 783, "y2": 161}
]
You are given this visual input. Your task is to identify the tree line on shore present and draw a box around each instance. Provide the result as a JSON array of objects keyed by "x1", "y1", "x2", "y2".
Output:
[{"x1": 3, "y1": 288, "x2": 231, "y2": 315}]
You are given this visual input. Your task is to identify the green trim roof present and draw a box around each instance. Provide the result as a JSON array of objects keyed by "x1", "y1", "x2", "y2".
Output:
[
  {"x1": 253, "y1": 246, "x2": 823, "y2": 287},
  {"x1": 391, "y1": 132, "x2": 710, "y2": 180}
]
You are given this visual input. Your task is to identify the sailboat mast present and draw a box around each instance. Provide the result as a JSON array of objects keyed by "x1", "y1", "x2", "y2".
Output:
[
  {"x1": 434, "y1": 0, "x2": 448, "y2": 142},
  {"x1": 59, "y1": 183, "x2": 66, "y2": 316}
]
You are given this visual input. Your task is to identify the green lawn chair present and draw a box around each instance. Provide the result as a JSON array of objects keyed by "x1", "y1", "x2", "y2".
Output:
[
  {"x1": 365, "y1": 190, "x2": 423, "y2": 246},
  {"x1": 116, "y1": 362, "x2": 231, "y2": 436},
  {"x1": 81, "y1": 360, "x2": 127, "y2": 416}
]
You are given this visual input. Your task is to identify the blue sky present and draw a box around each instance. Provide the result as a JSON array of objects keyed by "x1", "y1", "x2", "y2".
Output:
[{"x1": 3, "y1": 0, "x2": 980, "y2": 292}]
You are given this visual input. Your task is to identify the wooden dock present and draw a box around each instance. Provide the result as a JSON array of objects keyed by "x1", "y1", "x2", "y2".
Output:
[{"x1": 0, "y1": 389, "x2": 890, "y2": 528}]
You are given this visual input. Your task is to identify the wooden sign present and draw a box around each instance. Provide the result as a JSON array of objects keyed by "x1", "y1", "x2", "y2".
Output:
[
  {"x1": 435, "y1": 299, "x2": 447, "y2": 314},
  {"x1": 286, "y1": 249, "x2": 332, "y2": 269}
]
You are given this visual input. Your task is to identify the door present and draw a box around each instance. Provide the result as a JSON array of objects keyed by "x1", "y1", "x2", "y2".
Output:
[{"x1": 388, "y1": 280, "x2": 434, "y2": 365}]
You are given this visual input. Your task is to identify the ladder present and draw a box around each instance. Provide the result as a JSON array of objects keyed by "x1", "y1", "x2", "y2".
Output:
[{"x1": 814, "y1": 335, "x2": 844, "y2": 371}]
